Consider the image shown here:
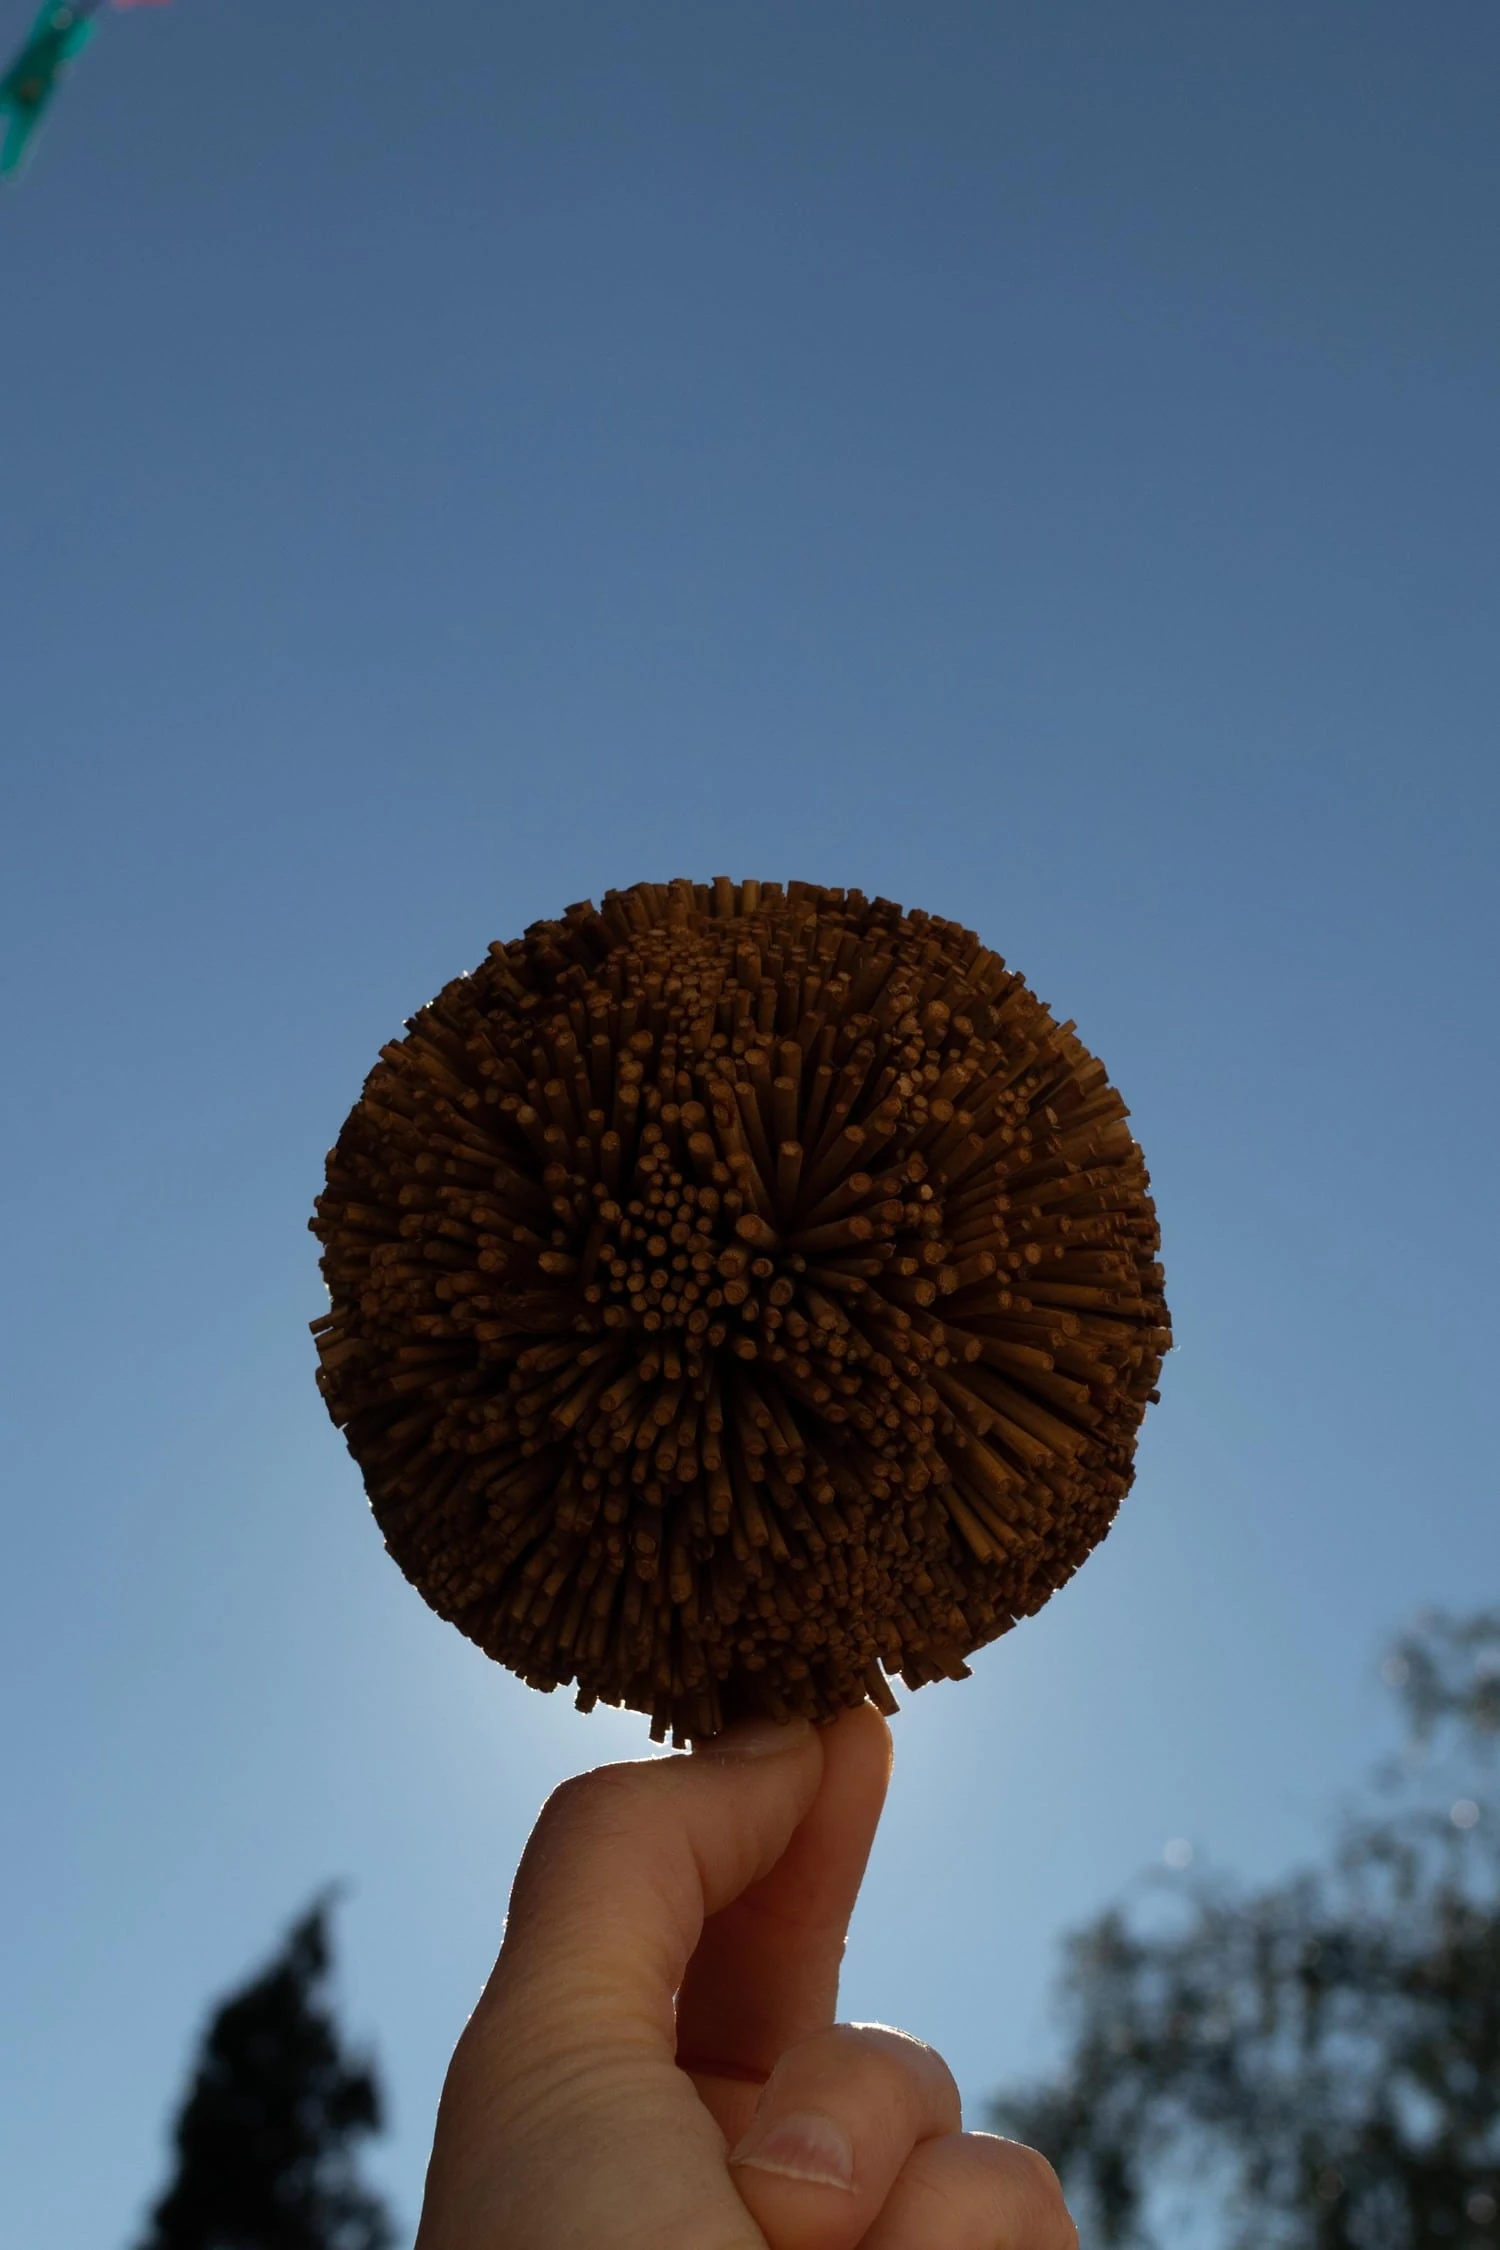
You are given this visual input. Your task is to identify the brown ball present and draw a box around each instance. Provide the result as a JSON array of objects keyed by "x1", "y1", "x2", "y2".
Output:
[{"x1": 310, "y1": 879, "x2": 1170, "y2": 1742}]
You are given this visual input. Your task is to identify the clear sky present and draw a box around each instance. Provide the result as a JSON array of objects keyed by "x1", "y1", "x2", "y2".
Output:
[{"x1": 2, "y1": 3, "x2": 1496, "y2": 2242}]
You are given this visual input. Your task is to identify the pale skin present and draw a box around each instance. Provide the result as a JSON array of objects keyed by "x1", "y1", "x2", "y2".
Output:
[{"x1": 415, "y1": 1704, "x2": 1078, "y2": 2250}]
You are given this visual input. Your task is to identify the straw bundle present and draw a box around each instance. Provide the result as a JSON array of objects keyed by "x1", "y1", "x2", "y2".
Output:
[{"x1": 311, "y1": 880, "x2": 1169, "y2": 1742}]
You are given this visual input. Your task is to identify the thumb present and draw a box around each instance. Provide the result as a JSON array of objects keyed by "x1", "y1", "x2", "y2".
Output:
[{"x1": 417, "y1": 1719, "x2": 825, "y2": 2250}]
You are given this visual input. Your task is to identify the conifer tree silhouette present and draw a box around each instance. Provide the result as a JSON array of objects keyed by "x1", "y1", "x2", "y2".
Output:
[{"x1": 135, "y1": 1897, "x2": 395, "y2": 2250}]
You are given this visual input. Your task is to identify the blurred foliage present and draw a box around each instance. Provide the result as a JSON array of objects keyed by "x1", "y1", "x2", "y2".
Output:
[
  {"x1": 993, "y1": 1611, "x2": 1500, "y2": 2250},
  {"x1": 134, "y1": 1897, "x2": 395, "y2": 2250}
]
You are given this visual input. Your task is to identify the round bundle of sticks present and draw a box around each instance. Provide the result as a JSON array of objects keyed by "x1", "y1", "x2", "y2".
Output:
[{"x1": 310, "y1": 880, "x2": 1170, "y2": 1743}]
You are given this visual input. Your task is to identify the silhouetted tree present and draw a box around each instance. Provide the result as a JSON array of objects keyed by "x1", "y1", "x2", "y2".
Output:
[
  {"x1": 993, "y1": 1612, "x2": 1500, "y2": 2250},
  {"x1": 135, "y1": 1897, "x2": 395, "y2": 2250}
]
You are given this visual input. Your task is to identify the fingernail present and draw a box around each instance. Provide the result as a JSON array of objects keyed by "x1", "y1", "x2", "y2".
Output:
[
  {"x1": 694, "y1": 1717, "x2": 815, "y2": 1760},
  {"x1": 731, "y1": 2108, "x2": 856, "y2": 2191}
]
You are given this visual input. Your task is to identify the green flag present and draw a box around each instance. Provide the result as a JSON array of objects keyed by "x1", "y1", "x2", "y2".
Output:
[{"x1": 1, "y1": 2, "x2": 96, "y2": 176}]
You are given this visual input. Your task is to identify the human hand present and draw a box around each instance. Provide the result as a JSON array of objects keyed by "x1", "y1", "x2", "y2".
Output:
[{"x1": 415, "y1": 1705, "x2": 1076, "y2": 2249}]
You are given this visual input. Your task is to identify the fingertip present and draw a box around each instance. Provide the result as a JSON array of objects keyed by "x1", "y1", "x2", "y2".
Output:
[
  {"x1": 818, "y1": 1700, "x2": 895, "y2": 1805},
  {"x1": 684, "y1": 1698, "x2": 892, "y2": 1776},
  {"x1": 692, "y1": 1715, "x2": 819, "y2": 1761},
  {"x1": 848, "y1": 1698, "x2": 896, "y2": 1773},
  {"x1": 823, "y1": 1698, "x2": 894, "y2": 1747}
]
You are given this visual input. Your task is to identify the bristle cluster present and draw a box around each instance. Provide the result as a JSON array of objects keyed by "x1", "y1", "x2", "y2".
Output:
[{"x1": 310, "y1": 880, "x2": 1170, "y2": 1741}]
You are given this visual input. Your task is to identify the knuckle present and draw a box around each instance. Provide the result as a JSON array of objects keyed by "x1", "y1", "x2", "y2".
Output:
[
  {"x1": 538, "y1": 1762, "x2": 643, "y2": 1837},
  {"x1": 519, "y1": 1766, "x2": 655, "y2": 1894},
  {"x1": 772, "y1": 2021, "x2": 962, "y2": 2135},
  {"x1": 840, "y1": 2021, "x2": 958, "y2": 2093},
  {"x1": 996, "y1": 2139, "x2": 1076, "y2": 2246},
  {"x1": 900, "y1": 2135, "x2": 1078, "y2": 2249},
  {"x1": 842, "y1": 2021, "x2": 944, "y2": 2064},
  {"x1": 829, "y1": 2021, "x2": 920, "y2": 2064}
]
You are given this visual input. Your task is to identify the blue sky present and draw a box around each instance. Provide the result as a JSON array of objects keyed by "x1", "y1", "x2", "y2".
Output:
[{"x1": 1, "y1": 3, "x2": 1496, "y2": 2242}]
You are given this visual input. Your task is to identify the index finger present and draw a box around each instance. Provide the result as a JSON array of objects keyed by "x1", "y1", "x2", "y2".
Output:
[
  {"x1": 677, "y1": 1703, "x2": 893, "y2": 2099},
  {"x1": 488, "y1": 1716, "x2": 827, "y2": 2063}
]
